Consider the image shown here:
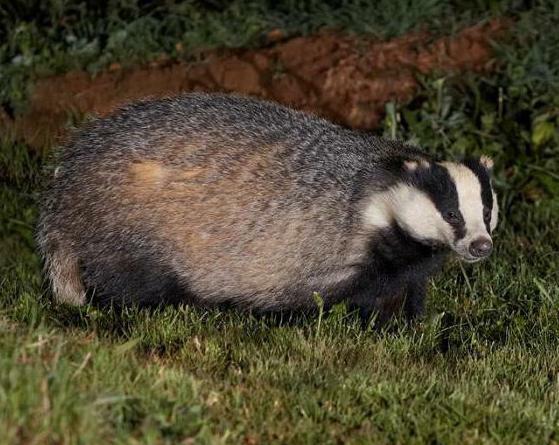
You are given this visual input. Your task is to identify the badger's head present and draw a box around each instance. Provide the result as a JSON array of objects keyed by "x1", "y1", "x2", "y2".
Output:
[{"x1": 365, "y1": 156, "x2": 498, "y2": 262}]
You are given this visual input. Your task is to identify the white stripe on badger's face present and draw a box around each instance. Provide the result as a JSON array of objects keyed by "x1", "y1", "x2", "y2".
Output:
[
  {"x1": 442, "y1": 162, "x2": 493, "y2": 261},
  {"x1": 362, "y1": 161, "x2": 498, "y2": 261},
  {"x1": 363, "y1": 184, "x2": 455, "y2": 244}
]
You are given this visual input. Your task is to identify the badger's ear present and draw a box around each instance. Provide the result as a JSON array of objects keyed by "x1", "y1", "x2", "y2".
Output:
[
  {"x1": 479, "y1": 155, "x2": 494, "y2": 171},
  {"x1": 403, "y1": 159, "x2": 430, "y2": 173}
]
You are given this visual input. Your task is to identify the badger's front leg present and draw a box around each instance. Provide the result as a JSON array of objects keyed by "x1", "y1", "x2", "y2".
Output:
[
  {"x1": 402, "y1": 256, "x2": 446, "y2": 320},
  {"x1": 403, "y1": 279, "x2": 428, "y2": 320},
  {"x1": 349, "y1": 276, "x2": 428, "y2": 326},
  {"x1": 348, "y1": 277, "x2": 406, "y2": 326}
]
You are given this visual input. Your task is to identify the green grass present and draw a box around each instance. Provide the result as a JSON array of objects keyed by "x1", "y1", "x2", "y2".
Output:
[
  {"x1": 2, "y1": 1, "x2": 559, "y2": 444},
  {"x1": 1, "y1": 162, "x2": 558, "y2": 443}
]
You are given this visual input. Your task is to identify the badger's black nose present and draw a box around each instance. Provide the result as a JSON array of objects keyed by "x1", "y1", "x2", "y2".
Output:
[{"x1": 469, "y1": 237, "x2": 493, "y2": 258}]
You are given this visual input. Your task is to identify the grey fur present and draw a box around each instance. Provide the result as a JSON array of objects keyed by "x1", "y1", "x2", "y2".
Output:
[{"x1": 37, "y1": 93, "x2": 495, "y2": 320}]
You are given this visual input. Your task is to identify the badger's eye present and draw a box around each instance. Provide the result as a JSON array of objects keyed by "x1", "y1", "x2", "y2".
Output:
[
  {"x1": 445, "y1": 211, "x2": 461, "y2": 224},
  {"x1": 483, "y1": 207, "x2": 491, "y2": 222}
]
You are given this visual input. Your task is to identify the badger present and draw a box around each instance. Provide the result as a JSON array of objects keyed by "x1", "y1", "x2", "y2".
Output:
[{"x1": 37, "y1": 93, "x2": 498, "y2": 322}]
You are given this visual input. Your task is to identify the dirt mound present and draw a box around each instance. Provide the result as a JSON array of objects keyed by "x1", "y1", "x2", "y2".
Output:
[{"x1": 5, "y1": 19, "x2": 507, "y2": 149}]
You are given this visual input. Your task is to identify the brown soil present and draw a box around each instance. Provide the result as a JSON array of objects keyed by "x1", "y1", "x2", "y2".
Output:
[{"x1": 4, "y1": 19, "x2": 508, "y2": 149}]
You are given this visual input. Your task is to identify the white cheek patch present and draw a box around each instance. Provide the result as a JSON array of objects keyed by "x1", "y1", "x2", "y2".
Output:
[
  {"x1": 442, "y1": 162, "x2": 489, "y2": 241},
  {"x1": 362, "y1": 192, "x2": 393, "y2": 229},
  {"x1": 362, "y1": 184, "x2": 454, "y2": 243}
]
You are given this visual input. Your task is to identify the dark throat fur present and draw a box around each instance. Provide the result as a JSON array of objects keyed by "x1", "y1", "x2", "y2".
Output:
[{"x1": 339, "y1": 223, "x2": 447, "y2": 324}]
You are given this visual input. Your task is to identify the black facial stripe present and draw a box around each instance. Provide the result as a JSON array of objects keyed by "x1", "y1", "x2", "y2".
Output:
[
  {"x1": 406, "y1": 163, "x2": 466, "y2": 240},
  {"x1": 462, "y1": 158, "x2": 493, "y2": 232}
]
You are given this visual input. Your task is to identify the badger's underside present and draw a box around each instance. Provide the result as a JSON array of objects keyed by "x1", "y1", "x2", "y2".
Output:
[{"x1": 74, "y1": 225, "x2": 446, "y2": 322}]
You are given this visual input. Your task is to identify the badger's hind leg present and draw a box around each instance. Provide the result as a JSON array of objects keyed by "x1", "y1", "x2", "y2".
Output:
[
  {"x1": 80, "y1": 249, "x2": 190, "y2": 307},
  {"x1": 43, "y1": 245, "x2": 86, "y2": 305}
]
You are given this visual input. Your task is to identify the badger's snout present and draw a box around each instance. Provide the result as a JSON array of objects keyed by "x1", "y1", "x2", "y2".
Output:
[{"x1": 469, "y1": 237, "x2": 493, "y2": 258}]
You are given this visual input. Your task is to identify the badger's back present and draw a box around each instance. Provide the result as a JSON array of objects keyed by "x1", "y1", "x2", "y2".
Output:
[{"x1": 38, "y1": 93, "x2": 417, "y2": 309}]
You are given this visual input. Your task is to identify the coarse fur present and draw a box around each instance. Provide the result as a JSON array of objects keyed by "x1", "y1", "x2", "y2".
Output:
[{"x1": 37, "y1": 93, "x2": 498, "y2": 323}]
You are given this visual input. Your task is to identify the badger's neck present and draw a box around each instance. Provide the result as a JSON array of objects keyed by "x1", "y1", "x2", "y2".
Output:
[
  {"x1": 358, "y1": 185, "x2": 450, "y2": 267},
  {"x1": 368, "y1": 223, "x2": 447, "y2": 271}
]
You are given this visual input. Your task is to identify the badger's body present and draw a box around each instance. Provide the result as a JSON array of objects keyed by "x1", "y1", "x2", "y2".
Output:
[{"x1": 38, "y1": 93, "x2": 498, "y2": 321}]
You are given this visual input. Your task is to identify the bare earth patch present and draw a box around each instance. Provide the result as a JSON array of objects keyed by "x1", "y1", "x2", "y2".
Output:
[{"x1": 5, "y1": 19, "x2": 507, "y2": 149}]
